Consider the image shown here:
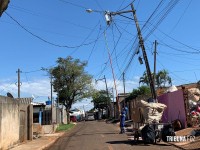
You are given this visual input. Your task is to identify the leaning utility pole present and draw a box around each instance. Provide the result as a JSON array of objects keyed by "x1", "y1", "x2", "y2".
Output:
[
  {"x1": 16, "y1": 68, "x2": 22, "y2": 98},
  {"x1": 131, "y1": 3, "x2": 157, "y2": 100}
]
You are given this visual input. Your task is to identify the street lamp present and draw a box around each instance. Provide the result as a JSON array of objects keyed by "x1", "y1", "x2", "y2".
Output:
[{"x1": 86, "y1": 9, "x2": 103, "y2": 13}]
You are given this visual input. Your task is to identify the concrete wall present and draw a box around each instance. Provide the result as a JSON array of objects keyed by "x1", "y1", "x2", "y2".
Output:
[
  {"x1": 33, "y1": 123, "x2": 58, "y2": 135},
  {"x1": 0, "y1": 96, "x2": 19, "y2": 149},
  {"x1": 0, "y1": 96, "x2": 33, "y2": 149}
]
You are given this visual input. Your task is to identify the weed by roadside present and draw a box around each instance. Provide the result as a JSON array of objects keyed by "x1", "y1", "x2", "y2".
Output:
[{"x1": 56, "y1": 123, "x2": 75, "y2": 132}]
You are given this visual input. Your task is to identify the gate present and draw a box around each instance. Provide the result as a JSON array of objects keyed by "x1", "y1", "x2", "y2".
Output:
[{"x1": 42, "y1": 110, "x2": 51, "y2": 125}]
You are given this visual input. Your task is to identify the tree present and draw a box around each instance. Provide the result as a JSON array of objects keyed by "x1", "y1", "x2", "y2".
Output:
[
  {"x1": 139, "y1": 70, "x2": 172, "y2": 88},
  {"x1": 139, "y1": 71, "x2": 150, "y2": 86},
  {"x1": 50, "y1": 56, "x2": 93, "y2": 123},
  {"x1": 126, "y1": 86, "x2": 151, "y2": 101},
  {"x1": 156, "y1": 69, "x2": 172, "y2": 88},
  {"x1": 92, "y1": 90, "x2": 111, "y2": 119}
]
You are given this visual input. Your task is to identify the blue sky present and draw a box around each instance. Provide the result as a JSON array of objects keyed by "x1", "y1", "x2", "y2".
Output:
[{"x1": 0, "y1": 0, "x2": 199, "y2": 110}]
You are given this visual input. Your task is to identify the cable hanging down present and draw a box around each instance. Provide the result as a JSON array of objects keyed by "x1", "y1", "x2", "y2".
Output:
[{"x1": 5, "y1": 12, "x2": 102, "y2": 49}]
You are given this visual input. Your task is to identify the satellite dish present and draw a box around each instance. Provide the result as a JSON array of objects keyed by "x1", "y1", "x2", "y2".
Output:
[{"x1": 7, "y1": 92, "x2": 14, "y2": 98}]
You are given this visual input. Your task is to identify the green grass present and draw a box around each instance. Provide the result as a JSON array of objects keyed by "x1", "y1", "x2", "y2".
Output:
[{"x1": 56, "y1": 123, "x2": 75, "y2": 132}]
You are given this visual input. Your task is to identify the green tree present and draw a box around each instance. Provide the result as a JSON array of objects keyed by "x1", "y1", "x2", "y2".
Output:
[
  {"x1": 126, "y1": 86, "x2": 151, "y2": 101},
  {"x1": 50, "y1": 56, "x2": 93, "y2": 123},
  {"x1": 139, "y1": 71, "x2": 150, "y2": 86},
  {"x1": 156, "y1": 69, "x2": 172, "y2": 88},
  {"x1": 139, "y1": 70, "x2": 172, "y2": 88},
  {"x1": 92, "y1": 90, "x2": 111, "y2": 118}
]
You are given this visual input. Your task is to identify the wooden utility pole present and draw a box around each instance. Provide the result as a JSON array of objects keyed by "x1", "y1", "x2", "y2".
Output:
[
  {"x1": 104, "y1": 75, "x2": 109, "y2": 98},
  {"x1": 50, "y1": 74, "x2": 53, "y2": 123},
  {"x1": 131, "y1": 3, "x2": 157, "y2": 100},
  {"x1": 123, "y1": 72, "x2": 126, "y2": 107},
  {"x1": 16, "y1": 68, "x2": 22, "y2": 98}
]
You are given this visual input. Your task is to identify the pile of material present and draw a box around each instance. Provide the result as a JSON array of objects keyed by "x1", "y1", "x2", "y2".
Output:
[
  {"x1": 137, "y1": 100, "x2": 167, "y2": 123},
  {"x1": 188, "y1": 88, "x2": 200, "y2": 126}
]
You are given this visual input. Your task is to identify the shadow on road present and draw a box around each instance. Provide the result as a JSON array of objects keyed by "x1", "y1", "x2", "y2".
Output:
[
  {"x1": 106, "y1": 140, "x2": 134, "y2": 146},
  {"x1": 74, "y1": 132, "x2": 118, "y2": 136},
  {"x1": 107, "y1": 140, "x2": 174, "y2": 147}
]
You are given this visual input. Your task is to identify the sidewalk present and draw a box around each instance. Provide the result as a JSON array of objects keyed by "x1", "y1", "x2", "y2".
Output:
[{"x1": 11, "y1": 132, "x2": 65, "y2": 150}]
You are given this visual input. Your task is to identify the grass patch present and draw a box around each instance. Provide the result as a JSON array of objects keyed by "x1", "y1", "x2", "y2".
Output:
[{"x1": 56, "y1": 123, "x2": 75, "y2": 132}]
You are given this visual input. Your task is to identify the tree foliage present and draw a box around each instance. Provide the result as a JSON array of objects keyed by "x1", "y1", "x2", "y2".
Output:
[
  {"x1": 139, "y1": 69, "x2": 172, "y2": 88},
  {"x1": 155, "y1": 69, "x2": 172, "y2": 88},
  {"x1": 92, "y1": 90, "x2": 111, "y2": 109},
  {"x1": 50, "y1": 56, "x2": 93, "y2": 112},
  {"x1": 126, "y1": 86, "x2": 151, "y2": 101},
  {"x1": 139, "y1": 71, "x2": 149, "y2": 86}
]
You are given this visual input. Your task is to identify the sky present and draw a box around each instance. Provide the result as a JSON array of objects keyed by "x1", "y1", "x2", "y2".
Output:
[{"x1": 0, "y1": 0, "x2": 200, "y2": 110}]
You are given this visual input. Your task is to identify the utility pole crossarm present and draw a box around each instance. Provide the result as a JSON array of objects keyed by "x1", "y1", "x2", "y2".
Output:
[{"x1": 111, "y1": 10, "x2": 134, "y2": 16}]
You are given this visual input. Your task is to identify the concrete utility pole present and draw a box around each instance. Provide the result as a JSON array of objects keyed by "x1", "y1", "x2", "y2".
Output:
[
  {"x1": 154, "y1": 40, "x2": 158, "y2": 88},
  {"x1": 16, "y1": 68, "x2": 22, "y2": 98},
  {"x1": 131, "y1": 3, "x2": 157, "y2": 100},
  {"x1": 95, "y1": 75, "x2": 110, "y2": 117}
]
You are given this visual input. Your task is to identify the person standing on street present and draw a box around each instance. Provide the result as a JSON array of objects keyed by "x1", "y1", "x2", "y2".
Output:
[{"x1": 120, "y1": 107, "x2": 126, "y2": 134}]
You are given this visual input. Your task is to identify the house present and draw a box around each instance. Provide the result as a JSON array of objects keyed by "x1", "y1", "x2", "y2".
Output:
[{"x1": 32, "y1": 101, "x2": 67, "y2": 135}]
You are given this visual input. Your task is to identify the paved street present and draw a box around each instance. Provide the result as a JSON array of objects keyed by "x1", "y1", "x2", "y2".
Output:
[{"x1": 45, "y1": 121, "x2": 180, "y2": 150}]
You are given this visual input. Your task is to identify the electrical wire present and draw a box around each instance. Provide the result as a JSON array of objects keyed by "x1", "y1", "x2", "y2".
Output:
[
  {"x1": 144, "y1": 0, "x2": 181, "y2": 41},
  {"x1": 59, "y1": 0, "x2": 88, "y2": 9},
  {"x1": 145, "y1": 22, "x2": 200, "y2": 54},
  {"x1": 94, "y1": 0, "x2": 104, "y2": 11},
  {"x1": 0, "y1": 82, "x2": 17, "y2": 94},
  {"x1": 69, "y1": 21, "x2": 102, "y2": 56},
  {"x1": 167, "y1": 0, "x2": 192, "y2": 35},
  {"x1": 5, "y1": 12, "x2": 102, "y2": 49},
  {"x1": 87, "y1": 25, "x2": 102, "y2": 62},
  {"x1": 116, "y1": 0, "x2": 136, "y2": 12},
  {"x1": 10, "y1": 4, "x2": 93, "y2": 31}
]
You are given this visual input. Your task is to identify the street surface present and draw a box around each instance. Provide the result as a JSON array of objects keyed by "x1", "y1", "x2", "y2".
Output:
[{"x1": 45, "y1": 121, "x2": 180, "y2": 150}]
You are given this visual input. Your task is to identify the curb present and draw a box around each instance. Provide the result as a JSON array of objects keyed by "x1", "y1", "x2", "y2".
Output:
[{"x1": 39, "y1": 132, "x2": 66, "y2": 150}]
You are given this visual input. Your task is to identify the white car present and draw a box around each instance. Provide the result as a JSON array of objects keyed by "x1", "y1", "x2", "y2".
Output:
[{"x1": 86, "y1": 113, "x2": 95, "y2": 121}]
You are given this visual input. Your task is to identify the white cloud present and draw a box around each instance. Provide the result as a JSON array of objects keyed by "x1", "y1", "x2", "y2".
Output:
[
  {"x1": 0, "y1": 78, "x2": 56, "y2": 102},
  {"x1": 0, "y1": 76, "x2": 140, "y2": 110},
  {"x1": 92, "y1": 76, "x2": 140, "y2": 95}
]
